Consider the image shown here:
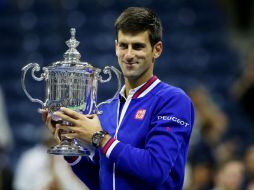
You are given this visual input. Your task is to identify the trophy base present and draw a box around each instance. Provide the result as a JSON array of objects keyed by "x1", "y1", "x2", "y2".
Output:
[{"x1": 47, "y1": 139, "x2": 90, "y2": 156}]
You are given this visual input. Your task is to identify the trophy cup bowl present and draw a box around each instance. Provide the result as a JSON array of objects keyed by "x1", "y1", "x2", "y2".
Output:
[{"x1": 21, "y1": 28, "x2": 121, "y2": 156}]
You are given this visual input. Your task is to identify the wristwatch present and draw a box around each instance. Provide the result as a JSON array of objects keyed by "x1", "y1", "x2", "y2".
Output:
[{"x1": 91, "y1": 130, "x2": 108, "y2": 148}]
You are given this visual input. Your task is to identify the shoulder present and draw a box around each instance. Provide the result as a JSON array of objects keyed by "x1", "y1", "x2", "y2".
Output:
[
  {"x1": 152, "y1": 81, "x2": 192, "y2": 103},
  {"x1": 152, "y1": 81, "x2": 195, "y2": 127}
]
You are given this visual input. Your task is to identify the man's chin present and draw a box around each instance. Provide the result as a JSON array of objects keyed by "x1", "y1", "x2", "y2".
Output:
[{"x1": 123, "y1": 73, "x2": 139, "y2": 80}]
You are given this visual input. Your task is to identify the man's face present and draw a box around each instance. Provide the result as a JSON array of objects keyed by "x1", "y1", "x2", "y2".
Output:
[{"x1": 115, "y1": 30, "x2": 162, "y2": 81}]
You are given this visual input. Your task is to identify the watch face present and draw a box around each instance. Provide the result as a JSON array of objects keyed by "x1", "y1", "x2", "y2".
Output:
[
  {"x1": 92, "y1": 131, "x2": 107, "y2": 147},
  {"x1": 93, "y1": 133, "x2": 101, "y2": 147},
  {"x1": 94, "y1": 135, "x2": 100, "y2": 144}
]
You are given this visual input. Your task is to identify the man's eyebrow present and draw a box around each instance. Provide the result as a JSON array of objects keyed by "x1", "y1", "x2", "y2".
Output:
[
  {"x1": 117, "y1": 41, "x2": 146, "y2": 47},
  {"x1": 133, "y1": 42, "x2": 146, "y2": 45},
  {"x1": 132, "y1": 42, "x2": 146, "y2": 47}
]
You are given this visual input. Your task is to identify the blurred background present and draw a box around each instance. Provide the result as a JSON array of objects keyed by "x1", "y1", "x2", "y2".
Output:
[{"x1": 0, "y1": 0, "x2": 254, "y2": 189}]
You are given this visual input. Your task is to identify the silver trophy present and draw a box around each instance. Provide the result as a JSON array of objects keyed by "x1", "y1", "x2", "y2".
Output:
[{"x1": 21, "y1": 28, "x2": 121, "y2": 156}]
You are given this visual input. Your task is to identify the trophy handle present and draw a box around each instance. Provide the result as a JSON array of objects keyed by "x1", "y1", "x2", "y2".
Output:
[
  {"x1": 96, "y1": 66, "x2": 122, "y2": 113},
  {"x1": 21, "y1": 63, "x2": 46, "y2": 108}
]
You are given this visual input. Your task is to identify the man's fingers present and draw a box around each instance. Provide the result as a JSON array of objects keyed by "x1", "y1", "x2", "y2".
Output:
[
  {"x1": 83, "y1": 114, "x2": 96, "y2": 119},
  {"x1": 56, "y1": 125, "x2": 79, "y2": 141},
  {"x1": 38, "y1": 108, "x2": 47, "y2": 114},
  {"x1": 40, "y1": 109, "x2": 48, "y2": 122},
  {"x1": 53, "y1": 111, "x2": 77, "y2": 125},
  {"x1": 60, "y1": 107, "x2": 84, "y2": 119},
  {"x1": 54, "y1": 126, "x2": 61, "y2": 143},
  {"x1": 56, "y1": 124, "x2": 78, "y2": 133},
  {"x1": 61, "y1": 133, "x2": 77, "y2": 140},
  {"x1": 46, "y1": 115, "x2": 56, "y2": 134}
]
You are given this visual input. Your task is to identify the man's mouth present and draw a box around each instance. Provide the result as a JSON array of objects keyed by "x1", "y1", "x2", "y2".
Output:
[
  {"x1": 125, "y1": 61, "x2": 137, "y2": 65},
  {"x1": 124, "y1": 62, "x2": 136, "y2": 69}
]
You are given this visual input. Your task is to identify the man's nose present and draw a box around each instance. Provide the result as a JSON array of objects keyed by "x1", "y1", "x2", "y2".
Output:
[{"x1": 125, "y1": 48, "x2": 134, "y2": 61}]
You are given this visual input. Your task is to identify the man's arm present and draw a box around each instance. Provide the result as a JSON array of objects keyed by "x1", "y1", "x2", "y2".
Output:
[{"x1": 64, "y1": 151, "x2": 100, "y2": 190}]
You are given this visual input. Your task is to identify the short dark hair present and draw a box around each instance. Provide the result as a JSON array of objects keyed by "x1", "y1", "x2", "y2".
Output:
[{"x1": 115, "y1": 7, "x2": 163, "y2": 47}]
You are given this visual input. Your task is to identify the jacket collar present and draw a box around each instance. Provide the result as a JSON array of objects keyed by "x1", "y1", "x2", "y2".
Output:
[{"x1": 119, "y1": 76, "x2": 160, "y2": 99}]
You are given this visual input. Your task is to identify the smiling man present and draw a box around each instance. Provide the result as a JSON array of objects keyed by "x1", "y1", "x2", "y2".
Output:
[{"x1": 43, "y1": 7, "x2": 195, "y2": 190}]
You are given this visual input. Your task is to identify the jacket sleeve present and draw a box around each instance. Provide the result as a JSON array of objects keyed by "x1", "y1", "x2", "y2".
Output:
[
  {"x1": 101, "y1": 92, "x2": 195, "y2": 185},
  {"x1": 64, "y1": 149, "x2": 100, "y2": 190}
]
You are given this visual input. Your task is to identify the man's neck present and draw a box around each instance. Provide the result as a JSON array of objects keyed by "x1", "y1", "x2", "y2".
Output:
[{"x1": 124, "y1": 73, "x2": 153, "y2": 96}]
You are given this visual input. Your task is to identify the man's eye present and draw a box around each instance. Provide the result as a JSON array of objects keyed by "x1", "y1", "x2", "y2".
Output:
[
  {"x1": 133, "y1": 44, "x2": 145, "y2": 50},
  {"x1": 119, "y1": 43, "x2": 127, "y2": 49}
]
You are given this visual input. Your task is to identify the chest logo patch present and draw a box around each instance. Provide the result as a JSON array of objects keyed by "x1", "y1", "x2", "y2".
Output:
[{"x1": 135, "y1": 109, "x2": 146, "y2": 120}]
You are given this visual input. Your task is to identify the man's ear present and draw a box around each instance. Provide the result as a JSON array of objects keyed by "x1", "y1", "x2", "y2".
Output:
[
  {"x1": 153, "y1": 41, "x2": 163, "y2": 59},
  {"x1": 115, "y1": 39, "x2": 118, "y2": 56}
]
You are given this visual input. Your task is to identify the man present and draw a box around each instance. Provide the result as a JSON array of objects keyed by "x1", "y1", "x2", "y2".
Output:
[{"x1": 42, "y1": 7, "x2": 195, "y2": 190}]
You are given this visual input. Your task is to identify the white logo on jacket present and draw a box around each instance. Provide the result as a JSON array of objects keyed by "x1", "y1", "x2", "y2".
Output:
[{"x1": 157, "y1": 116, "x2": 190, "y2": 127}]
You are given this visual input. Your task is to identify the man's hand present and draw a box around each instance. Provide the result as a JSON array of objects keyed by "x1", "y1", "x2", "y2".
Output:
[
  {"x1": 40, "y1": 109, "x2": 61, "y2": 143},
  {"x1": 53, "y1": 107, "x2": 103, "y2": 145}
]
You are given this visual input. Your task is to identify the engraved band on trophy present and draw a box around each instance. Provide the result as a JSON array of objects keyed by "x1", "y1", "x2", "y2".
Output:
[{"x1": 21, "y1": 28, "x2": 122, "y2": 156}]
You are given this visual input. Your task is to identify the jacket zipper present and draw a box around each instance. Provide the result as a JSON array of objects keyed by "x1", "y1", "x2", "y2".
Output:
[{"x1": 113, "y1": 94, "x2": 132, "y2": 190}]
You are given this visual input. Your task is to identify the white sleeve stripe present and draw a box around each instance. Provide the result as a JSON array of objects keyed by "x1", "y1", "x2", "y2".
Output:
[
  {"x1": 106, "y1": 140, "x2": 119, "y2": 158},
  {"x1": 69, "y1": 156, "x2": 82, "y2": 166}
]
